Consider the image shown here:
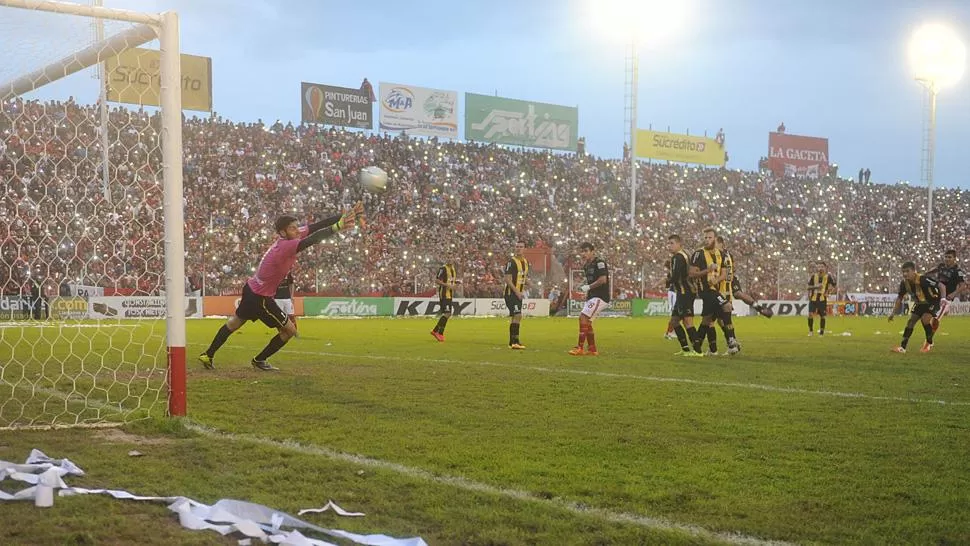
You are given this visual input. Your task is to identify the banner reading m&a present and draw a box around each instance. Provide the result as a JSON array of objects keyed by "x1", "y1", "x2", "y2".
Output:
[
  {"x1": 635, "y1": 130, "x2": 725, "y2": 166},
  {"x1": 379, "y1": 82, "x2": 458, "y2": 137}
]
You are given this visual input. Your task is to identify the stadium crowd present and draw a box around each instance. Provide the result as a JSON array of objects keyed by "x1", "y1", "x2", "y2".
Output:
[{"x1": 2, "y1": 98, "x2": 969, "y2": 302}]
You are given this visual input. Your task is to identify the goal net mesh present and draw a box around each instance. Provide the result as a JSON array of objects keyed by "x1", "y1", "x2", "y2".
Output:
[{"x1": 0, "y1": 2, "x2": 173, "y2": 429}]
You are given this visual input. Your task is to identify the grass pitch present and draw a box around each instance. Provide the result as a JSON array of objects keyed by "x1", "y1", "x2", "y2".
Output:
[{"x1": 2, "y1": 315, "x2": 969, "y2": 545}]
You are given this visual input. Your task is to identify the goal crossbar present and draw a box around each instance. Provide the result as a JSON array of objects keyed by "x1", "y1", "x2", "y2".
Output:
[
  {"x1": 0, "y1": 22, "x2": 157, "y2": 101},
  {"x1": 0, "y1": 0, "x2": 161, "y2": 24}
]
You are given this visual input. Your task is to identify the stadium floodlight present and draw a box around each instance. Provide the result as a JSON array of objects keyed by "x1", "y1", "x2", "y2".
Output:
[
  {"x1": 908, "y1": 23, "x2": 966, "y2": 244},
  {"x1": 586, "y1": 0, "x2": 687, "y2": 230}
]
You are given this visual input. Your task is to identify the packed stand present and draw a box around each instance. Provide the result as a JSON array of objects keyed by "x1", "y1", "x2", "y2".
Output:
[{"x1": 2, "y1": 99, "x2": 969, "y2": 302}]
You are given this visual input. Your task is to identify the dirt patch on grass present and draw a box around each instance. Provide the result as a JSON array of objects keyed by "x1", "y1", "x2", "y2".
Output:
[{"x1": 92, "y1": 428, "x2": 175, "y2": 446}]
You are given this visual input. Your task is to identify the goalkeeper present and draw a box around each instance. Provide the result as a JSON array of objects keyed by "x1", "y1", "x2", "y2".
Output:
[{"x1": 198, "y1": 203, "x2": 362, "y2": 371}]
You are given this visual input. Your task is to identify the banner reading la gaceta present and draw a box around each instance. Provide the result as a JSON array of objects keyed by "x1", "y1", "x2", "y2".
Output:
[{"x1": 379, "y1": 82, "x2": 458, "y2": 138}]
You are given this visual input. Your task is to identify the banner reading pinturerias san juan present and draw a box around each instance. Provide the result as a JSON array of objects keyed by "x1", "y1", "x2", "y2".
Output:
[
  {"x1": 767, "y1": 132, "x2": 829, "y2": 179},
  {"x1": 379, "y1": 82, "x2": 458, "y2": 137}
]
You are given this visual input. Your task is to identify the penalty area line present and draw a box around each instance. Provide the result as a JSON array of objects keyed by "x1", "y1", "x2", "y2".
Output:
[
  {"x1": 271, "y1": 348, "x2": 970, "y2": 408},
  {"x1": 183, "y1": 421, "x2": 794, "y2": 546}
]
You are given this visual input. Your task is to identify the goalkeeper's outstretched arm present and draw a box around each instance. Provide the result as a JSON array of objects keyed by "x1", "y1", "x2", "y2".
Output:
[{"x1": 297, "y1": 204, "x2": 359, "y2": 253}]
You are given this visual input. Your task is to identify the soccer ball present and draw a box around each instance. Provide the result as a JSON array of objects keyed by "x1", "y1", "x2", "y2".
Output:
[{"x1": 359, "y1": 166, "x2": 388, "y2": 193}]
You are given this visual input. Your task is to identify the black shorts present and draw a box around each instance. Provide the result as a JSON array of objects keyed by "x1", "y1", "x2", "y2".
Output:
[
  {"x1": 700, "y1": 290, "x2": 728, "y2": 317},
  {"x1": 504, "y1": 294, "x2": 523, "y2": 316},
  {"x1": 438, "y1": 297, "x2": 453, "y2": 314},
  {"x1": 808, "y1": 301, "x2": 827, "y2": 316},
  {"x1": 671, "y1": 293, "x2": 695, "y2": 317},
  {"x1": 236, "y1": 283, "x2": 288, "y2": 328},
  {"x1": 912, "y1": 301, "x2": 941, "y2": 317}
]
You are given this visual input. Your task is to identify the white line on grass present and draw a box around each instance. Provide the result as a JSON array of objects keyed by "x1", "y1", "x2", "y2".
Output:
[
  {"x1": 184, "y1": 421, "x2": 795, "y2": 546},
  {"x1": 274, "y1": 348, "x2": 970, "y2": 408}
]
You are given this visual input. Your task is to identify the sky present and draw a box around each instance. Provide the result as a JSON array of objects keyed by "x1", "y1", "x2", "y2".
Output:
[{"x1": 4, "y1": 0, "x2": 970, "y2": 189}]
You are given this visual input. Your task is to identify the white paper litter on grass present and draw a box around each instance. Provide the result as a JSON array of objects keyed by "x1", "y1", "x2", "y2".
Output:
[{"x1": 0, "y1": 449, "x2": 426, "y2": 546}]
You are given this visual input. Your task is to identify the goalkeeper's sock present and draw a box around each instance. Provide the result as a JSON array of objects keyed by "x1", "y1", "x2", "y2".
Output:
[
  {"x1": 254, "y1": 334, "x2": 288, "y2": 362},
  {"x1": 205, "y1": 325, "x2": 233, "y2": 357}
]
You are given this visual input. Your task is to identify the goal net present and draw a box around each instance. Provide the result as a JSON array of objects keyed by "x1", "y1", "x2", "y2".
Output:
[{"x1": 0, "y1": 0, "x2": 185, "y2": 429}]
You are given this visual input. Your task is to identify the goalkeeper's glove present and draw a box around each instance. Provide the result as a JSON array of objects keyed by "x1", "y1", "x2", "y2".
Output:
[{"x1": 579, "y1": 284, "x2": 590, "y2": 292}]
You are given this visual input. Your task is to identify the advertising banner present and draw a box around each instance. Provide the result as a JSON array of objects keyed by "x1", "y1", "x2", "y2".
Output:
[
  {"x1": 303, "y1": 297, "x2": 392, "y2": 317},
  {"x1": 464, "y1": 93, "x2": 578, "y2": 151},
  {"x1": 88, "y1": 297, "x2": 203, "y2": 319},
  {"x1": 0, "y1": 295, "x2": 34, "y2": 319},
  {"x1": 379, "y1": 82, "x2": 458, "y2": 137},
  {"x1": 394, "y1": 298, "x2": 475, "y2": 316},
  {"x1": 767, "y1": 132, "x2": 829, "y2": 179},
  {"x1": 470, "y1": 298, "x2": 549, "y2": 317},
  {"x1": 635, "y1": 130, "x2": 725, "y2": 166},
  {"x1": 568, "y1": 299, "x2": 632, "y2": 317},
  {"x1": 301, "y1": 82, "x2": 372, "y2": 129},
  {"x1": 48, "y1": 297, "x2": 88, "y2": 320},
  {"x1": 203, "y1": 295, "x2": 240, "y2": 317},
  {"x1": 106, "y1": 48, "x2": 213, "y2": 112}
]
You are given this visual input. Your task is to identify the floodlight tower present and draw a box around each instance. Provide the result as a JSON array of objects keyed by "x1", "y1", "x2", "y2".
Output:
[
  {"x1": 908, "y1": 23, "x2": 966, "y2": 244},
  {"x1": 589, "y1": 0, "x2": 686, "y2": 231}
]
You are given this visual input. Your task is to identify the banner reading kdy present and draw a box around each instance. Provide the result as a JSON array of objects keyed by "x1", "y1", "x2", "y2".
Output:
[
  {"x1": 106, "y1": 47, "x2": 212, "y2": 112},
  {"x1": 464, "y1": 93, "x2": 578, "y2": 151},
  {"x1": 379, "y1": 82, "x2": 458, "y2": 138},
  {"x1": 635, "y1": 130, "x2": 725, "y2": 166}
]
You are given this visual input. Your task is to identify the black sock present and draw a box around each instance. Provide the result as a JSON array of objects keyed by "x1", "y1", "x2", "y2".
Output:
[
  {"x1": 808, "y1": 318, "x2": 814, "y2": 332},
  {"x1": 686, "y1": 326, "x2": 697, "y2": 348},
  {"x1": 675, "y1": 324, "x2": 690, "y2": 351},
  {"x1": 694, "y1": 324, "x2": 709, "y2": 352},
  {"x1": 923, "y1": 323, "x2": 934, "y2": 344},
  {"x1": 707, "y1": 327, "x2": 717, "y2": 352},
  {"x1": 820, "y1": 318, "x2": 826, "y2": 334},
  {"x1": 510, "y1": 322, "x2": 521, "y2": 345},
  {"x1": 205, "y1": 325, "x2": 233, "y2": 357},
  {"x1": 254, "y1": 334, "x2": 288, "y2": 362},
  {"x1": 721, "y1": 315, "x2": 737, "y2": 344},
  {"x1": 435, "y1": 315, "x2": 449, "y2": 333},
  {"x1": 901, "y1": 327, "x2": 914, "y2": 349}
]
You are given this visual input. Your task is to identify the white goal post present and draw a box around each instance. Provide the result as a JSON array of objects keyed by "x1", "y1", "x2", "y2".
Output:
[{"x1": 0, "y1": 0, "x2": 185, "y2": 427}]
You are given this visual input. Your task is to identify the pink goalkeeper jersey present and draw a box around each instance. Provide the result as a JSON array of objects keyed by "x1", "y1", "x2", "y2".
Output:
[{"x1": 246, "y1": 226, "x2": 309, "y2": 296}]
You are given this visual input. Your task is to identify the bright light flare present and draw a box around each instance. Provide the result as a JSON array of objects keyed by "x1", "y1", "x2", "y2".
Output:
[
  {"x1": 909, "y1": 23, "x2": 966, "y2": 88},
  {"x1": 586, "y1": 0, "x2": 688, "y2": 46}
]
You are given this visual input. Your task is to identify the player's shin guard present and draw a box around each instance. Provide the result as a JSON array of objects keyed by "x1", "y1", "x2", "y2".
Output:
[
  {"x1": 205, "y1": 325, "x2": 233, "y2": 357},
  {"x1": 820, "y1": 318, "x2": 826, "y2": 335},
  {"x1": 577, "y1": 322, "x2": 588, "y2": 348},
  {"x1": 693, "y1": 324, "x2": 709, "y2": 352},
  {"x1": 675, "y1": 324, "x2": 690, "y2": 351},
  {"x1": 435, "y1": 315, "x2": 449, "y2": 334},
  {"x1": 254, "y1": 334, "x2": 288, "y2": 362},
  {"x1": 901, "y1": 327, "x2": 914, "y2": 349},
  {"x1": 923, "y1": 322, "x2": 934, "y2": 344},
  {"x1": 720, "y1": 315, "x2": 737, "y2": 345}
]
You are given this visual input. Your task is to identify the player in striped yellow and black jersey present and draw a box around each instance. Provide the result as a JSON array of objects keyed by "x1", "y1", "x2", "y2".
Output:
[
  {"x1": 666, "y1": 234, "x2": 701, "y2": 355},
  {"x1": 806, "y1": 261, "x2": 837, "y2": 336},
  {"x1": 688, "y1": 227, "x2": 739, "y2": 355},
  {"x1": 503, "y1": 241, "x2": 529, "y2": 349},
  {"x1": 705, "y1": 235, "x2": 741, "y2": 355},
  {"x1": 431, "y1": 260, "x2": 459, "y2": 342},
  {"x1": 890, "y1": 261, "x2": 946, "y2": 353}
]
